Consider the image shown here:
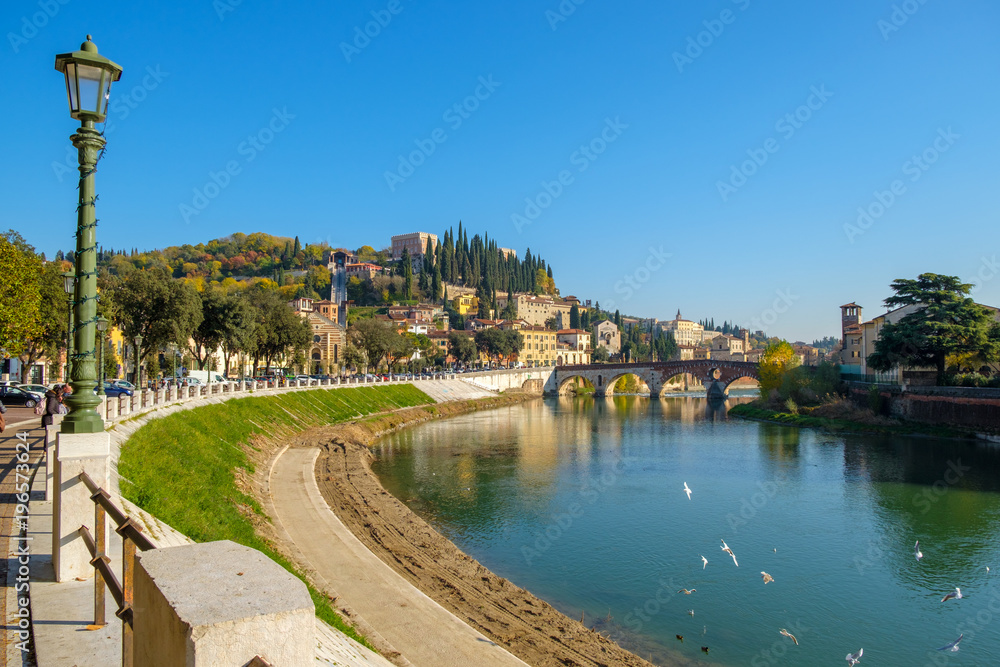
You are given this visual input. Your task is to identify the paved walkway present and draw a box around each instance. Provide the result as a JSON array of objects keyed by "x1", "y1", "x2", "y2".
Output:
[{"x1": 269, "y1": 446, "x2": 529, "y2": 667}]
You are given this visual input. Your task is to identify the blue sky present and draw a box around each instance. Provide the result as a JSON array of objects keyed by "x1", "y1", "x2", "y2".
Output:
[{"x1": 5, "y1": 0, "x2": 999, "y2": 342}]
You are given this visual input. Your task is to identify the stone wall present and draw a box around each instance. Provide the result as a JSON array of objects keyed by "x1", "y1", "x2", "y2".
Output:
[{"x1": 847, "y1": 382, "x2": 1000, "y2": 431}]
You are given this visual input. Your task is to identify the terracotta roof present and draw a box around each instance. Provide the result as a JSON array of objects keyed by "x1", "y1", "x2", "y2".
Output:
[{"x1": 557, "y1": 329, "x2": 590, "y2": 335}]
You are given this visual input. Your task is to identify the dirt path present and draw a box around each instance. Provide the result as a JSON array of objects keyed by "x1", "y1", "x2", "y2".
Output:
[{"x1": 306, "y1": 412, "x2": 659, "y2": 667}]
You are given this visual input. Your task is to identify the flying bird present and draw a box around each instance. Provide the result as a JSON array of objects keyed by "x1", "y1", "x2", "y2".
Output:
[
  {"x1": 683, "y1": 482, "x2": 692, "y2": 500},
  {"x1": 937, "y1": 634, "x2": 963, "y2": 652},
  {"x1": 941, "y1": 588, "x2": 963, "y2": 602},
  {"x1": 915, "y1": 540, "x2": 923, "y2": 561},
  {"x1": 845, "y1": 648, "x2": 863, "y2": 665},
  {"x1": 677, "y1": 588, "x2": 697, "y2": 595},
  {"x1": 761, "y1": 571, "x2": 774, "y2": 584},
  {"x1": 701, "y1": 555, "x2": 708, "y2": 569},
  {"x1": 721, "y1": 539, "x2": 739, "y2": 567},
  {"x1": 779, "y1": 628, "x2": 798, "y2": 645}
]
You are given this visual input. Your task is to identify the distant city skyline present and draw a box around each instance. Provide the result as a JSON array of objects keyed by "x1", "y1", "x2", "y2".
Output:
[{"x1": 8, "y1": 0, "x2": 999, "y2": 342}]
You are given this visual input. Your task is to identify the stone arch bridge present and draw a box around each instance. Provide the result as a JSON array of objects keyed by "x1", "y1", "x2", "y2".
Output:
[
  {"x1": 555, "y1": 360, "x2": 759, "y2": 398},
  {"x1": 462, "y1": 361, "x2": 759, "y2": 398}
]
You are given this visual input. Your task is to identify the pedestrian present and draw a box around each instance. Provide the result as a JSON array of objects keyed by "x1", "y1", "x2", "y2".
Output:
[
  {"x1": 0, "y1": 397, "x2": 6, "y2": 433},
  {"x1": 41, "y1": 385, "x2": 65, "y2": 428}
]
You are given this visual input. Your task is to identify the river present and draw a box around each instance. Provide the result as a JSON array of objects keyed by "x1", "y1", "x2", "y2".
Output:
[{"x1": 370, "y1": 395, "x2": 1000, "y2": 666}]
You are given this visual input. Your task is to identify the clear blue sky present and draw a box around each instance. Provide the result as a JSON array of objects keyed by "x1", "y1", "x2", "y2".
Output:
[{"x1": 6, "y1": 0, "x2": 999, "y2": 342}]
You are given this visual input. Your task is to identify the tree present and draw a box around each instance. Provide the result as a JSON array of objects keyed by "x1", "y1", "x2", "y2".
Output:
[
  {"x1": 614, "y1": 310, "x2": 621, "y2": 327},
  {"x1": 592, "y1": 345, "x2": 610, "y2": 363},
  {"x1": 867, "y1": 273, "x2": 1000, "y2": 382},
  {"x1": 758, "y1": 340, "x2": 800, "y2": 399},
  {"x1": 218, "y1": 292, "x2": 257, "y2": 376},
  {"x1": 447, "y1": 331, "x2": 477, "y2": 367},
  {"x1": 400, "y1": 248, "x2": 413, "y2": 301},
  {"x1": 342, "y1": 343, "x2": 365, "y2": 373},
  {"x1": 109, "y1": 268, "x2": 203, "y2": 365},
  {"x1": 189, "y1": 287, "x2": 228, "y2": 369},
  {"x1": 569, "y1": 304, "x2": 580, "y2": 329},
  {"x1": 0, "y1": 231, "x2": 41, "y2": 358},
  {"x1": 18, "y1": 256, "x2": 67, "y2": 381},
  {"x1": 349, "y1": 318, "x2": 399, "y2": 371},
  {"x1": 252, "y1": 290, "x2": 312, "y2": 373}
]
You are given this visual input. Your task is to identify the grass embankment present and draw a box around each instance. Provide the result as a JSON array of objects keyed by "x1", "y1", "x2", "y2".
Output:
[
  {"x1": 728, "y1": 403, "x2": 974, "y2": 439},
  {"x1": 118, "y1": 385, "x2": 433, "y2": 647}
]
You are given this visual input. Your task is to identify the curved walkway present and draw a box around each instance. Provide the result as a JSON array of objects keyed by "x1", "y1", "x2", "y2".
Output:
[{"x1": 269, "y1": 446, "x2": 528, "y2": 667}]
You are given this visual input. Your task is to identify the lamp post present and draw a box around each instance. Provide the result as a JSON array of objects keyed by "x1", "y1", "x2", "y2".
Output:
[
  {"x1": 55, "y1": 35, "x2": 122, "y2": 433},
  {"x1": 96, "y1": 317, "x2": 108, "y2": 395},
  {"x1": 62, "y1": 271, "x2": 75, "y2": 383},
  {"x1": 134, "y1": 335, "x2": 143, "y2": 388}
]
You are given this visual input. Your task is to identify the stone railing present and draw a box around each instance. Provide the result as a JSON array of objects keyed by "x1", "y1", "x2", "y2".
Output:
[{"x1": 98, "y1": 374, "x2": 459, "y2": 425}]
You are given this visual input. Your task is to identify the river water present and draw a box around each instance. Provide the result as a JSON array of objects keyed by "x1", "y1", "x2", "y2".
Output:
[{"x1": 370, "y1": 395, "x2": 1000, "y2": 666}]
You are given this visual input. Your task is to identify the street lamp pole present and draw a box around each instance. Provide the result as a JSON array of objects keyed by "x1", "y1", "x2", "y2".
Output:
[
  {"x1": 62, "y1": 271, "x2": 75, "y2": 382},
  {"x1": 134, "y1": 335, "x2": 143, "y2": 388},
  {"x1": 55, "y1": 36, "x2": 122, "y2": 434},
  {"x1": 96, "y1": 317, "x2": 108, "y2": 395}
]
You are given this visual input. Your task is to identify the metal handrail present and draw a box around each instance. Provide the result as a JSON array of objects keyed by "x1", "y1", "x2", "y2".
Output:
[{"x1": 78, "y1": 470, "x2": 155, "y2": 667}]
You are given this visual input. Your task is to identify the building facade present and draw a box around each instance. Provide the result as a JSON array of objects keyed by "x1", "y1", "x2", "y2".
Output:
[
  {"x1": 592, "y1": 320, "x2": 621, "y2": 355},
  {"x1": 391, "y1": 232, "x2": 438, "y2": 272}
]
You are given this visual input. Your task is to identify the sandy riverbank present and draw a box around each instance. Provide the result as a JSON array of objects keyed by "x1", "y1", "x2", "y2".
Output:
[{"x1": 286, "y1": 395, "x2": 660, "y2": 667}]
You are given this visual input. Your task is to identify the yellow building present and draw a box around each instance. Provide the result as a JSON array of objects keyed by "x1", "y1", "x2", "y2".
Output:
[{"x1": 452, "y1": 294, "x2": 479, "y2": 315}]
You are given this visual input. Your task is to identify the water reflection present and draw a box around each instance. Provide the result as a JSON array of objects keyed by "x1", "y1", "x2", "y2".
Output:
[{"x1": 371, "y1": 397, "x2": 1000, "y2": 666}]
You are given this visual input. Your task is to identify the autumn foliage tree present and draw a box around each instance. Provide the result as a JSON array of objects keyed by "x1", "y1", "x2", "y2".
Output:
[{"x1": 758, "y1": 340, "x2": 800, "y2": 399}]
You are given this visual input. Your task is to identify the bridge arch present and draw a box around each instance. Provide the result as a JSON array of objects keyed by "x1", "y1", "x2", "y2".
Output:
[
  {"x1": 556, "y1": 374, "x2": 595, "y2": 395},
  {"x1": 554, "y1": 360, "x2": 759, "y2": 398}
]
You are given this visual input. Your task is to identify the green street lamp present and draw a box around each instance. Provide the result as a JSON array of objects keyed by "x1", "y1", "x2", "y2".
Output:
[
  {"x1": 62, "y1": 271, "x2": 75, "y2": 382},
  {"x1": 96, "y1": 317, "x2": 108, "y2": 395},
  {"x1": 55, "y1": 36, "x2": 123, "y2": 434},
  {"x1": 134, "y1": 335, "x2": 143, "y2": 388}
]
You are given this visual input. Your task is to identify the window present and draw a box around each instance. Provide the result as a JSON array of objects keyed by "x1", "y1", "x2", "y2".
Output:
[{"x1": 313, "y1": 335, "x2": 321, "y2": 343}]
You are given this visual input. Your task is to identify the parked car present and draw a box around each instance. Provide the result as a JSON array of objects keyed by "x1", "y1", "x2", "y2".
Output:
[
  {"x1": 0, "y1": 386, "x2": 41, "y2": 408},
  {"x1": 110, "y1": 380, "x2": 136, "y2": 391},
  {"x1": 18, "y1": 383, "x2": 51, "y2": 396},
  {"x1": 96, "y1": 383, "x2": 133, "y2": 398}
]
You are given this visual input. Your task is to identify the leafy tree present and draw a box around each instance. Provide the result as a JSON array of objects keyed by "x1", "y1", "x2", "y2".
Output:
[
  {"x1": 109, "y1": 268, "x2": 203, "y2": 365},
  {"x1": 867, "y1": 273, "x2": 1000, "y2": 382},
  {"x1": 219, "y1": 292, "x2": 257, "y2": 376},
  {"x1": 447, "y1": 331, "x2": 477, "y2": 366},
  {"x1": 592, "y1": 345, "x2": 610, "y2": 363},
  {"x1": 386, "y1": 332, "x2": 415, "y2": 370},
  {"x1": 18, "y1": 256, "x2": 68, "y2": 381},
  {"x1": 189, "y1": 287, "x2": 228, "y2": 369},
  {"x1": 758, "y1": 340, "x2": 800, "y2": 399},
  {"x1": 342, "y1": 343, "x2": 365, "y2": 373},
  {"x1": 252, "y1": 289, "x2": 312, "y2": 373},
  {"x1": 349, "y1": 318, "x2": 399, "y2": 371},
  {"x1": 614, "y1": 310, "x2": 621, "y2": 327},
  {"x1": 0, "y1": 231, "x2": 41, "y2": 358}
]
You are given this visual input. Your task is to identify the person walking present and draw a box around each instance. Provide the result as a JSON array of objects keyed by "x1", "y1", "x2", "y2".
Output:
[
  {"x1": 0, "y1": 398, "x2": 6, "y2": 433},
  {"x1": 41, "y1": 385, "x2": 65, "y2": 428}
]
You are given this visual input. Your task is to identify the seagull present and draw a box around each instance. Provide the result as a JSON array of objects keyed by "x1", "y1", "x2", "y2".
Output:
[
  {"x1": 937, "y1": 634, "x2": 963, "y2": 652},
  {"x1": 779, "y1": 628, "x2": 798, "y2": 645},
  {"x1": 761, "y1": 572, "x2": 774, "y2": 584},
  {"x1": 845, "y1": 648, "x2": 863, "y2": 665},
  {"x1": 687, "y1": 609, "x2": 695, "y2": 616},
  {"x1": 677, "y1": 588, "x2": 697, "y2": 595},
  {"x1": 701, "y1": 555, "x2": 708, "y2": 569},
  {"x1": 683, "y1": 482, "x2": 692, "y2": 500},
  {"x1": 941, "y1": 587, "x2": 963, "y2": 602},
  {"x1": 721, "y1": 539, "x2": 739, "y2": 567},
  {"x1": 915, "y1": 540, "x2": 923, "y2": 561}
]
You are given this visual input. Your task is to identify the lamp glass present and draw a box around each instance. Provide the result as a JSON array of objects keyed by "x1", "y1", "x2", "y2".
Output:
[
  {"x1": 63, "y1": 273, "x2": 75, "y2": 294},
  {"x1": 75, "y1": 63, "x2": 105, "y2": 116},
  {"x1": 96, "y1": 317, "x2": 108, "y2": 332}
]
